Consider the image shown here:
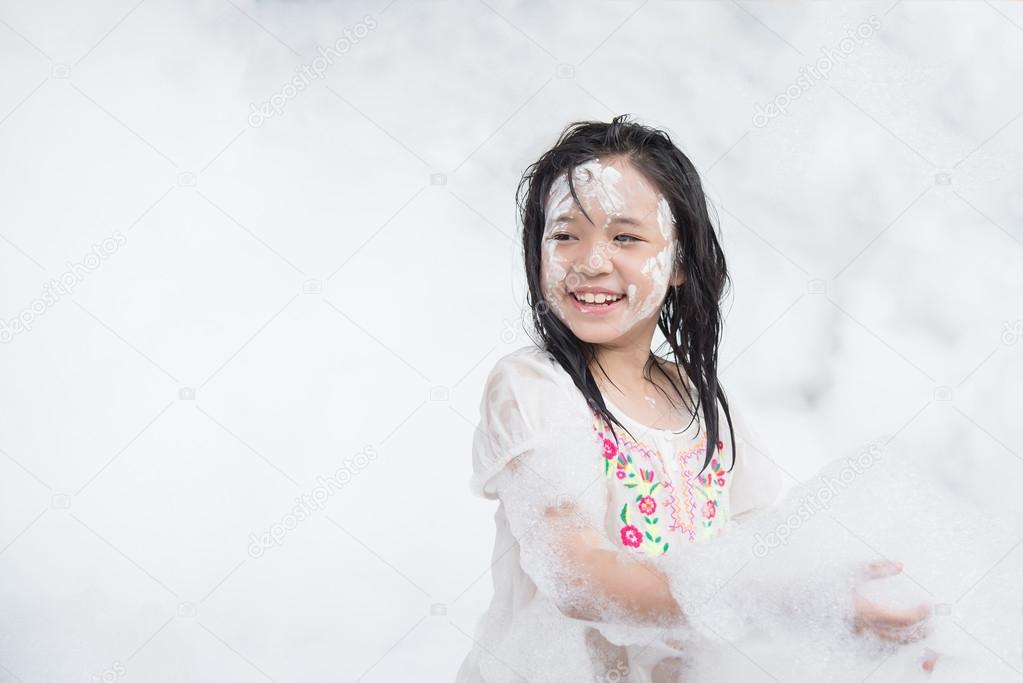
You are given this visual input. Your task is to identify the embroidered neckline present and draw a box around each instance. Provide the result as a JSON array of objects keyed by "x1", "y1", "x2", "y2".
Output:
[{"x1": 590, "y1": 406, "x2": 729, "y2": 554}]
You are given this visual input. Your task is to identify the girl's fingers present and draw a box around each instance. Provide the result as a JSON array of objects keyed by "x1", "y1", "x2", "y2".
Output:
[
  {"x1": 853, "y1": 597, "x2": 932, "y2": 643},
  {"x1": 861, "y1": 559, "x2": 903, "y2": 581},
  {"x1": 870, "y1": 617, "x2": 932, "y2": 643},
  {"x1": 876, "y1": 602, "x2": 931, "y2": 629},
  {"x1": 856, "y1": 593, "x2": 931, "y2": 628}
]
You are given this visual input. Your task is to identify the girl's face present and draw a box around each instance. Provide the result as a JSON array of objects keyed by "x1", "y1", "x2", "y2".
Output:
[{"x1": 539, "y1": 156, "x2": 684, "y2": 345}]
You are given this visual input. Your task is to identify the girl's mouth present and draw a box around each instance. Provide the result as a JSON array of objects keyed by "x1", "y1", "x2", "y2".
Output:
[{"x1": 568, "y1": 291, "x2": 625, "y2": 314}]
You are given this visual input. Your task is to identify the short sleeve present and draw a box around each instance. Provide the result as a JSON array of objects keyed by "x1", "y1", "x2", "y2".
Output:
[
  {"x1": 469, "y1": 347, "x2": 597, "y2": 501},
  {"x1": 724, "y1": 398, "x2": 785, "y2": 520},
  {"x1": 468, "y1": 348, "x2": 640, "y2": 623}
]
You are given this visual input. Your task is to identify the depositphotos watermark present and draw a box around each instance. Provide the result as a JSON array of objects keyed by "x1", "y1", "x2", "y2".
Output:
[
  {"x1": 753, "y1": 15, "x2": 881, "y2": 128},
  {"x1": 247, "y1": 446, "x2": 378, "y2": 558},
  {"x1": 752, "y1": 442, "x2": 884, "y2": 558},
  {"x1": 248, "y1": 15, "x2": 378, "y2": 127},
  {"x1": 88, "y1": 660, "x2": 127, "y2": 683},
  {"x1": 1001, "y1": 320, "x2": 1023, "y2": 345},
  {"x1": 0, "y1": 230, "x2": 127, "y2": 343}
]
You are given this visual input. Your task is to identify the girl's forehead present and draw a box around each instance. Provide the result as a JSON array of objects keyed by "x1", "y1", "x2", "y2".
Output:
[{"x1": 549, "y1": 160, "x2": 662, "y2": 220}]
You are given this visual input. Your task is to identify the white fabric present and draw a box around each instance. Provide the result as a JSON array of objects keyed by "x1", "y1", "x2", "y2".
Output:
[
  {"x1": 457, "y1": 345, "x2": 792, "y2": 682},
  {"x1": 457, "y1": 344, "x2": 1009, "y2": 682}
]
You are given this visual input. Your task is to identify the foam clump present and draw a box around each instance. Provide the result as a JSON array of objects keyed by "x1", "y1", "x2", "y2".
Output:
[{"x1": 474, "y1": 433, "x2": 1019, "y2": 682}]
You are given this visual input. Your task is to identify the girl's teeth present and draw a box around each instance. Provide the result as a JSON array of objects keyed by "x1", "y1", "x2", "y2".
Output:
[{"x1": 574, "y1": 292, "x2": 622, "y2": 304}]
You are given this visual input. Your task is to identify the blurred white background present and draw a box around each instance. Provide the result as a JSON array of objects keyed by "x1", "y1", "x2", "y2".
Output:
[{"x1": 1, "y1": 0, "x2": 1022, "y2": 681}]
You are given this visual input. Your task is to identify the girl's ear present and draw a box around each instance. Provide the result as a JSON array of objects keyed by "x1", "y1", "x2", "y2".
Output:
[{"x1": 670, "y1": 268, "x2": 686, "y2": 288}]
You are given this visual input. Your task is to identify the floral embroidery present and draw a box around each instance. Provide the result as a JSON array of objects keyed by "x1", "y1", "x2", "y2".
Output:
[
  {"x1": 620, "y1": 524, "x2": 642, "y2": 547},
  {"x1": 598, "y1": 439, "x2": 614, "y2": 460},
  {"x1": 691, "y1": 449, "x2": 728, "y2": 536},
  {"x1": 698, "y1": 455, "x2": 728, "y2": 489},
  {"x1": 591, "y1": 408, "x2": 731, "y2": 550},
  {"x1": 591, "y1": 414, "x2": 670, "y2": 557}
]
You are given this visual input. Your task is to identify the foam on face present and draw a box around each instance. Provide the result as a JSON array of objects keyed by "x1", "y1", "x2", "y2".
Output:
[
  {"x1": 571, "y1": 158, "x2": 625, "y2": 220},
  {"x1": 618, "y1": 239, "x2": 675, "y2": 333},
  {"x1": 540, "y1": 172, "x2": 574, "y2": 327},
  {"x1": 656, "y1": 195, "x2": 674, "y2": 240},
  {"x1": 539, "y1": 157, "x2": 677, "y2": 338}
]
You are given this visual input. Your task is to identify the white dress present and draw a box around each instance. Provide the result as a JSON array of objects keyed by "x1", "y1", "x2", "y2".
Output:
[{"x1": 456, "y1": 344, "x2": 784, "y2": 683}]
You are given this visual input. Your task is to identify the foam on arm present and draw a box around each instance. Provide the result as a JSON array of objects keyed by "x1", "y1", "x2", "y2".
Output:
[{"x1": 472, "y1": 350, "x2": 687, "y2": 630}]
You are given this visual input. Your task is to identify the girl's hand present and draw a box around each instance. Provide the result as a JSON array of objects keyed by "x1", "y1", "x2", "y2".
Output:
[{"x1": 851, "y1": 559, "x2": 932, "y2": 644}]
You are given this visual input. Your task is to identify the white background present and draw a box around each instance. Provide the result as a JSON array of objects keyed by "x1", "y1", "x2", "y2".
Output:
[{"x1": 1, "y1": 0, "x2": 1022, "y2": 681}]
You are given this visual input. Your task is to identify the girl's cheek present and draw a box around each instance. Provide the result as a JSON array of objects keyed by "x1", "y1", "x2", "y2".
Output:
[
  {"x1": 616, "y1": 282, "x2": 645, "y2": 334},
  {"x1": 541, "y1": 240, "x2": 567, "y2": 290},
  {"x1": 541, "y1": 243, "x2": 571, "y2": 323},
  {"x1": 617, "y1": 240, "x2": 675, "y2": 333}
]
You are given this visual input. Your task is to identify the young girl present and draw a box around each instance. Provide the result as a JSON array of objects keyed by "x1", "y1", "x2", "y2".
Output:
[{"x1": 457, "y1": 116, "x2": 935, "y2": 682}]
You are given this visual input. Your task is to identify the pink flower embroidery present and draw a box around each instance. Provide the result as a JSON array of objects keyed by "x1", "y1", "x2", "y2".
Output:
[
  {"x1": 616, "y1": 470, "x2": 626, "y2": 479},
  {"x1": 699, "y1": 458, "x2": 728, "y2": 489},
  {"x1": 703, "y1": 500, "x2": 717, "y2": 519},
  {"x1": 602, "y1": 438, "x2": 617, "y2": 460},
  {"x1": 620, "y1": 525, "x2": 642, "y2": 548},
  {"x1": 638, "y1": 496, "x2": 657, "y2": 515}
]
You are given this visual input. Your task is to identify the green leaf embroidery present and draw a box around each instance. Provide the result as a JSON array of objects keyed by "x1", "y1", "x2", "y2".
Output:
[
  {"x1": 645, "y1": 530, "x2": 654, "y2": 541},
  {"x1": 620, "y1": 503, "x2": 629, "y2": 525}
]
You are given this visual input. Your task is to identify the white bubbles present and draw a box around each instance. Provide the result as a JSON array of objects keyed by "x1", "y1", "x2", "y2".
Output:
[
  {"x1": 656, "y1": 195, "x2": 675, "y2": 240},
  {"x1": 464, "y1": 350, "x2": 1016, "y2": 682},
  {"x1": 466, "y1": 429, "x2": 1018, "y2": 681}
]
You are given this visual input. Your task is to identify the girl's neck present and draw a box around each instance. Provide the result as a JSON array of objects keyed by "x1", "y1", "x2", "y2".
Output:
[
  {"x1": 588, "y1": 341, "x2": 693, "y2": 411},
  {"x1": 588, "y1": 333, "x2": 679, "y2": 400},
  {"x1": 589, "y1": 344, "x2": 654, "y2": 387}
]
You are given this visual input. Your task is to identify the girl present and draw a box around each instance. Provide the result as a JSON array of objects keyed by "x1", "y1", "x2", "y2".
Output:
[{"x1": 457, "y1": 116, "x2": 934, "y2": 682}]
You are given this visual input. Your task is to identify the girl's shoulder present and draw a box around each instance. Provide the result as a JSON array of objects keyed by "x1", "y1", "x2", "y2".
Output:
[
  {"x1": 480, "y1": 344, "x2": 593, "y2": 435},
  {"x1": 471, "y1": 344, "x2": 597, "y2": 499},
  {"x1": 486, "y1": 344, "x2": 567, "y2": 389},
  {"x1": 498, "y1": 343, "x2": 558, "y2": 366}
]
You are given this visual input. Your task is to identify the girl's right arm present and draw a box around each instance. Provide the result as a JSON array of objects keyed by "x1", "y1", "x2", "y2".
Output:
[
  {"x1": 473, "y1": 350, "x2": 687, "y2": 630},
  {"x1": 495, "y1": 454, "x2": 686, "y2": 627},
  {"x1": 551, "y1": 509, "x2": 685, "y2": 624}
]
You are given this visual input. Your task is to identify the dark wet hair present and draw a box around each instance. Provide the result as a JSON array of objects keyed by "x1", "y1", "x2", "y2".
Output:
[{"x1": 516, "y1": 114, "x2": 735, "y2": 475}]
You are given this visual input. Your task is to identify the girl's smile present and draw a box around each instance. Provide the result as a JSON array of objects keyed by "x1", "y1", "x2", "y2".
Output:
[{"x1": 567, "y1": 286, "x2": 627, "y2": 313}]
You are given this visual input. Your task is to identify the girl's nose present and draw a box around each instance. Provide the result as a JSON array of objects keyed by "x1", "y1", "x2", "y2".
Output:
[{"x1": 573, "y1": 242, "x2": 614, "y2": 276}]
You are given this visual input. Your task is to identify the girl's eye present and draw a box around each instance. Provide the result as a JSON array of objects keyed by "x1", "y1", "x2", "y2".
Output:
[
  {"x1": 551, "y1": 234, "x2": 575, "y2": 241},
  {"x1": 615, "y1": 234, "x2": 641, "y2": 243}
]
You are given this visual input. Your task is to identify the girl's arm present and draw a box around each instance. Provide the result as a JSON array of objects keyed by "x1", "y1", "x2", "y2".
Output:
[
  {"x1": 540, "y1": 501, "x2": 684, "y2": 624},
  {"x1": 493, "y1": 453, "x2": 687, "y2": 629}
]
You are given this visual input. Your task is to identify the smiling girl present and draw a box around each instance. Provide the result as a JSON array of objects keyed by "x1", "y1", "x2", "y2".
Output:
[{"x1": 457, "y1": 116, "x2": 934, "y2": 682}]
